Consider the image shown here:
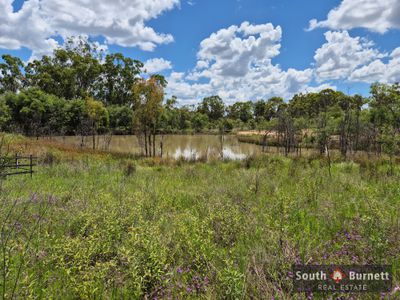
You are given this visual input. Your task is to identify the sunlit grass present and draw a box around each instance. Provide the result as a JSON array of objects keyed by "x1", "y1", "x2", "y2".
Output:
[{"x1": 0, "y1": 141, "x2": 399, "y2": 299}]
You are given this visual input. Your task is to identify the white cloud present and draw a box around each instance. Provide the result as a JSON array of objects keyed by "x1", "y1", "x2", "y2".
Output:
[
  {"x1": 143, "y1": 58, "x2": 172, "y2": 74},
  {"x1": 0, "y1": 0, "x2": 179, "y2": 58},
  {"x1": 350, "y1": 47, "x2": 400, "y2": 83},
  {"x1": 313, "y1": 31, "x2": 385, "y2": 82},
  {"x1": 0, "y1": 0, "x2": 58, "y2": 57},
  {"x1": 308, "y1": 0, "x2": 400, "y2": 33},
  {"x1": 166, "y1": 22, "x2": 314, "y2": 104},
  {"x1": 349, "y1": 60, "x2": 386, "y2": 83},
  {"x1": 313, "y1": 30, "x2": 400, "y2": 84}
]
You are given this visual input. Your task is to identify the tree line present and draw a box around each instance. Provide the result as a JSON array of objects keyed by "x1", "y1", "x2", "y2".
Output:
[{"x1": 0, "y1": 37, "x2": 399, "y2": 157}]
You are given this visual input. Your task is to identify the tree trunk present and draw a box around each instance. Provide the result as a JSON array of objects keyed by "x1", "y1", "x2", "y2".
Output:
[
  {"x1": 92, "y1": 127, "x2": 96, "y2": 150},
  {"x1": 160, "y1": 135, "x2": 164, "y2": 158},
  {"x1": 144, "y1": 130, "x2": 148, "y2": 157},
  {"x1": 148, "y1": 132, "x2": 152, "y2": 157},
  {"x1": 153, "y1": 131, "x2": 156, "y2": 157}
]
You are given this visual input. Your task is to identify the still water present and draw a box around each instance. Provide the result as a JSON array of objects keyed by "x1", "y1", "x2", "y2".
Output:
[{"x1": 49, "y1": 135, "x2": 266, "y2": 160}]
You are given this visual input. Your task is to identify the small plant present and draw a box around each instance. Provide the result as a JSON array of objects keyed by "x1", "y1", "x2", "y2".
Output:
[
  {"x1": 41, "y1": 151, "x2": 60, "y2": 166},
  {"x1": 123, "y1": 161, "x2": 136, "y2": 177}
]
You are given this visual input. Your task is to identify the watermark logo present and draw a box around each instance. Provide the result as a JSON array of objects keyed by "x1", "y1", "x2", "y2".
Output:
[
  {"x1": 293, "y1": 265, "x2": 392, "y2": 293},
  {"x1": 331, "y1": 267, "x2": 346, "y2": 284}
]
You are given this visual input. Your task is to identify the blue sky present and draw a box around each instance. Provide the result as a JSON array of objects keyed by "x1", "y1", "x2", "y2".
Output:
[{"x1": 1, "y1": 0, "x2": 399, "y2": 104}]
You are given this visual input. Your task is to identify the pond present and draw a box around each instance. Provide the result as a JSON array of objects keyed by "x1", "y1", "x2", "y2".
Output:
[{"x1": 47, "y1": 134, "x2": 271, "y2": 160}]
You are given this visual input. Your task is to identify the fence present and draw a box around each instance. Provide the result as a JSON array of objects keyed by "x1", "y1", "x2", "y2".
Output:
[{"x1": 0, "y1": 154, "x2": 37, "y2": 178}]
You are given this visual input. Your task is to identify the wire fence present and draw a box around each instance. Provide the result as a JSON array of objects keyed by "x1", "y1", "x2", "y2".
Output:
[{"x1": 0, "y1": 154, "x2": 37, "y2": 178}]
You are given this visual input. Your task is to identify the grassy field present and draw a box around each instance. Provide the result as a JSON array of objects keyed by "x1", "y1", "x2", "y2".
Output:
[{"x1": 0, "y1": 136, "x2": 399, "y2": 299}]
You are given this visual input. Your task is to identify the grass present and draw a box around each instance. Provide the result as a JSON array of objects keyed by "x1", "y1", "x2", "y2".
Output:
[{"x1": 0, "y1": 136, "x2": 399, "y2": 299}]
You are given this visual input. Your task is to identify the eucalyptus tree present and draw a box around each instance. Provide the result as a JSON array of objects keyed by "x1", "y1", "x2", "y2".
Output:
[
  {"x1": 0, "y1": 96, "x2": 11, "y2": 131},
  {"x1": 132, "y1": 75, "x2": 166, "y2": 157},
  {"x1": 369, "y1": 83, "x2": 400, "y2": 160},
  {"x1": 85, "y1": 97, "x2": 109, "y2": 149},
  {"x1": 227, "y1": 101, "x2": 254, "y2": 123},
  {"x1": 198, "y1": 95, "x2": 225, "y2": 121},
  {"x1": 25, "y1": 37, "x2": 103, "y2": 100},
  {"x1": 97, "y1": 53, "x2": 143, "y2": 105},
  {"x1": 0, "y1": 55, "x2": 25, "y2": 93}
]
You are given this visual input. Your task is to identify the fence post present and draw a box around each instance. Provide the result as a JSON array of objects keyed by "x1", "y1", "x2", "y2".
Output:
[
  {"x1": 30, "y1": 154, "x2": 33, "y2": 178},
  {"x1": 15, "y1": 153, "x2": 18, "y2": 170}
]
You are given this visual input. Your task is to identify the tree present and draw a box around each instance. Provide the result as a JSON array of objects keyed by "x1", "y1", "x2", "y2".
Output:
[
  {"x1": 0, "y1": 55, "x2": 25, "y2": 93},
  {"x1": 64, "y1": 99, "x2": 92, "y2": 145},
  {"x1": 254, "y1": 100, "x2": 266, "y2": 120},
  {"x1": 369, "y1": 83, "x2": 400, "y2": 158},
  {"x1": 192, "y1": 113, "x2": 209, "y2": 133},
  {"x1": 3, "y1": 89, "x2": 69, "y2": 137},
  {"x1": 198, "y1": 96, "x2": 225, "y2": 121},
  {"x1": 132, "y1": 75, "x2": 166, "y2": 157},
  {"x1": 25, "y1": 36, "x2": 103, "y2": 100},
  {"x1": 265, "y1": 97, "x2": 284, "y2": 121},
  {"x1": 313, "y1": 89, "x2": 340, "y2": 154},
  {"x1": 107, "y1": 105, "x2": 133, "y2": 134},
  {"x1": 0, "y1": 96, "x2": 11, "y2": 131},
  {"x1": 227, "y1": 101, "x2": 253, "y2": 123},
  {"x1": 85, "y1": 97, "x2": 109, "y2": 149},
  {"x1": 97, "y1": 53, "x2": 143, "y2": 105}
]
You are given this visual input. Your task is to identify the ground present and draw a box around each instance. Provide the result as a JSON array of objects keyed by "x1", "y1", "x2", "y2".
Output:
[{"x1": 0, "y1": 135, "x2": 399, "y2": 299}]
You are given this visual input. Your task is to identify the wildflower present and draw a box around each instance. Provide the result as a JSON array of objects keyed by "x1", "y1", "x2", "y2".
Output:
[
  {"x1": 177, "y1": 267, "x2": 183, "y2": 274},
  {"x1": 31, "y1": 192, "x2": 38, "y2": 203},
  {"x1": 48, "y1": 195, "x2": 58, "y2": 204},
  {"x1": 14, "y1": 222, "x2": 22, "y2": 231},
  {"x1": 392, "y1": 285, "x2": 400, "y2": 295}
]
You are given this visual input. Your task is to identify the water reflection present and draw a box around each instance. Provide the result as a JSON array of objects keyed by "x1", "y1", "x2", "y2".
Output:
[
  {"x1": 222, "y1": 148, "x2": 247, "y2": 160},
  {"x1": 47, "y1": 135, "x2": 263, "y2": 160},
  {"x1": 174, "y1": 148, "x2": 201, "y2": 161}
]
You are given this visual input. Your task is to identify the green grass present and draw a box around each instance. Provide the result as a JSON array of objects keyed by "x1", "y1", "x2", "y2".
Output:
[{"x1": 0, "y1": 152, "x2": 399, "y2": 299}]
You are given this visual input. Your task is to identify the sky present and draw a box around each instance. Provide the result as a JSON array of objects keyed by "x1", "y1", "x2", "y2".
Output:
[{"x1": 1, "y1": 0, "x2": 399, "y2": 105}]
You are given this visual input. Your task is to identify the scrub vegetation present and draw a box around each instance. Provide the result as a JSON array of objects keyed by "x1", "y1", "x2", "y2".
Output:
[{"x1": 0, "y1": 136, "x2": 399, "y2": 299}]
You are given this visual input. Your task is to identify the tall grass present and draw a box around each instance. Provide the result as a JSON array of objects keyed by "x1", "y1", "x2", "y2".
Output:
[{"x1": 0, "y1": 150, "x2": 399, "y2": 299}]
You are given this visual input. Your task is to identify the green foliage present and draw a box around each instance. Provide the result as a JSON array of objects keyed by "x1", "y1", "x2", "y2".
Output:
[
  {"x1": 0, "y1": 96, "x2": 11, "y2": 130},
  {"x1": 192, "y1": 113, "x2": 209, "y2": 133},
  {"x1": 227, "y1": 101, "x2": 254, "y2": 123},
  {"x1": 132, "y1": 76, "x2": 165, "y2": 156},
  {"x1": 1, "y1": 153, "x2": 399, "y2": 299},
  {"x1": 107, "y1": 105, "x2": 133, "y2": 134},
  {"x1": 198, "y1": 95, "x2": 225, "y2": 121},
  {"x1": 85, "y1": 97, "x2": 109, "y2": 132},
  {"x1": 98, "y1": 53, "x2": 143, "y2": 105},
  {"x1": 25, "y1": 37, "x2": 103, "y2": 100},
  {"x1": 0, "y1": 54, "x2": 24, "y2": 93}
]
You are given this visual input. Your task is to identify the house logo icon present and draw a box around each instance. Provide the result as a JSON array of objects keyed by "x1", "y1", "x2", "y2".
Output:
[{"x1": 331, "y1": 268, "x2": 346, "y2": 284}]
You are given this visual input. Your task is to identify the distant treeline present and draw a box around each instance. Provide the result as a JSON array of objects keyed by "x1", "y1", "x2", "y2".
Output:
[{"x1": 0, "y1": 37, "x2": 399, "y2": 157}]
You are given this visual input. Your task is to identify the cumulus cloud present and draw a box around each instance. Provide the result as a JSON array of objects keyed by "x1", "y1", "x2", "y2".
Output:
[
  {"x1": 312, "y1": 30, "x2": 400, "y2": 84},
  {"x1": 350, "y1": 47, "x2": 400, "y2": 83},
  {"x1": 313, "y1": 31, "x2": 385, "y2": 82},
  {"x1": 166, "y1": 22, "x2": 314, "y2": 104},
  {"x1": 308, "y1": 0, "x2": 400, "y2": 33},
  {"x1": 0, "y1": 0, "x2": 179, "y2": 58},
  {"x1": 143, "y1": 58, "x2": 172, "y2": 74}
]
